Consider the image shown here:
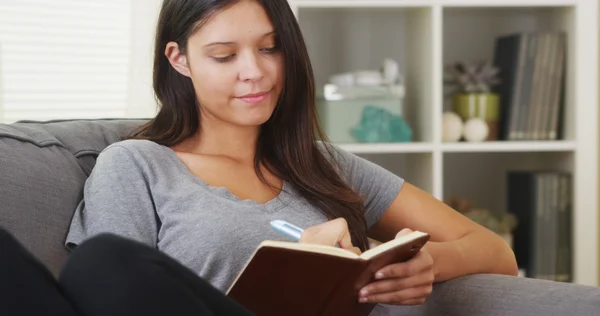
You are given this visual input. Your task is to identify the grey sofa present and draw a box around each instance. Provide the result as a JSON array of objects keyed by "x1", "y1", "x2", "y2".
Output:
[{"x1": 1, "y1": 119, "x2": 599, "y2": 316}]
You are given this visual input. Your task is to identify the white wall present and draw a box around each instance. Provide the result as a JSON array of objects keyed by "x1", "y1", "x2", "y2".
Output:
[
  {"x1": 0, "y1": 0, "x2": 163, "y2": 123},
  {"x1": 0, "y1": 1, "x2": 131, "y2": 122},
  {"x1": 127, "y1": 0, "x2": 162, "y2": 119}
]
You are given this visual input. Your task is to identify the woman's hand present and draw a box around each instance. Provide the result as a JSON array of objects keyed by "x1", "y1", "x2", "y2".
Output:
[
  {"x1": 358, "y1": 228, "x2": 435, "y2": 305},
  {"x1": 299, "y1": 218, "x2": 361, "y2": 255}
]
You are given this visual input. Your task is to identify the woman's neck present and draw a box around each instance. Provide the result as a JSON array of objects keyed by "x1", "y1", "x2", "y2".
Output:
[{"x1": 177, "y1": 119, "x2": 259, "y2": 164}]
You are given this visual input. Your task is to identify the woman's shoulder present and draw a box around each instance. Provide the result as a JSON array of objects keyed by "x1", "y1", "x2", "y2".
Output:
[
  {"x1": 100, "y1": 139, "x2": 168, "y2": 158},
  {"x1": 95, "y1": 139, "x2": 173, "y2": 170},
  {"x1": 315, "y1": 141, "x2": 357, "y2": 167},
  {"x1": 315, "y1": 140, "x2": 403, "y2": 181}
]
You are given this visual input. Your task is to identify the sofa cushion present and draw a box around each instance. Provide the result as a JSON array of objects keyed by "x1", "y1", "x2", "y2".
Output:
[
  {"x1": 0, "y1": 119, "x2": 146, "y2": 276},
  {"x1": 10, "y1": 119, "x2": 148, "y2": 174}
]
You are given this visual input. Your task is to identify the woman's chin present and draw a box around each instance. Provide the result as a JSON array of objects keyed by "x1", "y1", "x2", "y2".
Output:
[
  {"x1": 235, "y1": 107, "x2": 276, "y2": 126},
  {"x1": 233, "y1": 112, "x2": 274, "y2": 127}
]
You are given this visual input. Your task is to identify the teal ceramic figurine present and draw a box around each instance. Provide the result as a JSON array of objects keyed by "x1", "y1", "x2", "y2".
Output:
[{"x1": 351, "y1": 105, "x2": 412, "y2": 143}]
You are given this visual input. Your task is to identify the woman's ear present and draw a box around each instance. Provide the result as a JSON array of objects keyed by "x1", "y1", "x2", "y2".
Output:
[{"x1": 165, "y1": 42, "x2": 191, "y2": 77}]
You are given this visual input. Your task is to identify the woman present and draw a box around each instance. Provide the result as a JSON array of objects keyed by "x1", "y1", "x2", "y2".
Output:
[{"x1": 1, "y1": 0, "x2": 517, "y2": 315}]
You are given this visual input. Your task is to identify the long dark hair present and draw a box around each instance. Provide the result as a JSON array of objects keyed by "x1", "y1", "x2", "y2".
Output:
[{"x1": 129, "y1": 0, "x2": 370, "y2": 251}]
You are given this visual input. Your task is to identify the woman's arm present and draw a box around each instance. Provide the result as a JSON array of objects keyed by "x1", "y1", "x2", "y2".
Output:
[
  {"x1": 368, "y1": 182, "x2": 519, "y2": 282},
  {"x1": 65, "y1": 143, "x2": 159, "y2": 250}
]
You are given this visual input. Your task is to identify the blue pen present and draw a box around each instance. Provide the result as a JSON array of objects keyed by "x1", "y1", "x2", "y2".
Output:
[
  {"x1": 270, "y1": 220, "x2": 339, "y2": 247},
  {"x1": 270, "y1": 220, "x2": 304, "y2": 241}
]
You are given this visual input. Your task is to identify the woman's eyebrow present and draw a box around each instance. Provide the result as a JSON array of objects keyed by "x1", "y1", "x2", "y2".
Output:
[{"x1": 203, "y1": 30, "x2": 275, "y2": 48}]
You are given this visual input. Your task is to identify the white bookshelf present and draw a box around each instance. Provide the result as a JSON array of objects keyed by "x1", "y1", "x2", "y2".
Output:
[
  {"x1": 289, "y1": 0, "x2": 598, "y2": 286},
  {"x1": 0, "y1": 43, "x2": 3, "y2": 123}
]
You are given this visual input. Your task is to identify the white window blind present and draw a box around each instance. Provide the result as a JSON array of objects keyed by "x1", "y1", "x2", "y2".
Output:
[{"x1": 0, "y1": 0, "x2": 132, "y2": 123}]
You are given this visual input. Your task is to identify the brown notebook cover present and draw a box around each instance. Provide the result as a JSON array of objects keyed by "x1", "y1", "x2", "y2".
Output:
[{"x1": 226, "y1": 231, "x2": 430, "y2": 316}]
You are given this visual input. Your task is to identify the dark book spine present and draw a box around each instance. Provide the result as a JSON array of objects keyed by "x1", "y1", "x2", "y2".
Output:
[
  {"x1": 533, "y1": 173, "x2": 545, "y2": 279},
  {"x1": 527, "y1": 33, "x2": 546, "y2": 140},
  {"x1": 516, "y1": 33, "x2": 537, "y2": 140},
  {"x1": 507, "y1": 171, "x2": 538, "y2": 275},
  {"x1": 540, "y1": 33, "x2": 558, "y2": 140},
  {"x1": 492, "y1": 34, "x2": 525, "y2": 140},
  {"x1": 549, "y1": 33, "x2": 567, "y2": 140},
  {"x1": 556, "y1": 173, "x2": 572, "y2": 282},
  {"x1": 545, "y1": 173, "x2": 560, "y2": 280},
  {"x1": 533, "y1": 33, "x2": 553, "y2": 140}
]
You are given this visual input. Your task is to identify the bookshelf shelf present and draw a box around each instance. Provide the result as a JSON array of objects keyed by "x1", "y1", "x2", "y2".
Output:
[
  {"x1": 337, "y1": 141, "x2": 576, "y2": 154},
  {"x1": 441, "y1": 140, "x2": 577, "y2": 153},
  {"x1": 440, "y1": 0, "x2": 578, "y2": 7},
  {"x1": 291, "y1": 0, "x2": 598, "y2": 286}
]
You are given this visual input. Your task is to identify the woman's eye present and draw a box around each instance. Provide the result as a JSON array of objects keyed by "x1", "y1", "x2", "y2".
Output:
[
  {"x1": 211, "y1": 47, "x2": 277, "y2": 63},
  {"x1": 260, "y1": 46, "x2": 278, "y2": 54},
  {"x1": 212, "y1": 54, "x2": 235, "y2": 63}
]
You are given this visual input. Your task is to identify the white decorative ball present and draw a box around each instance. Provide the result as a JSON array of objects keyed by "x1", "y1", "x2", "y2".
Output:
[
  {"x1": 442, "y1": 112, "x2": 463, "y2": 142},
  {"x1": 463, "y1": 118, "x2": 489, "y2": 142}
]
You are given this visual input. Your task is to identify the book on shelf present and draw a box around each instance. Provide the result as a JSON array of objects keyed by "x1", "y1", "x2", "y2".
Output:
[
  {"x1": 226, "y1": 230, "x2": 430, "y2": 316},
  {"x1": 507, "y1": 171, "x2": 572, "y2": 282},
  {"x1": 492, "y1": 32, "x2": 566, "y2": 141}
]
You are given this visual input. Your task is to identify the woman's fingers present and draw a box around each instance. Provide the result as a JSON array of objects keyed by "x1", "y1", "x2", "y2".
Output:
[{"x1": 300, "y1": 218, "x2": 361, "y2": 254}]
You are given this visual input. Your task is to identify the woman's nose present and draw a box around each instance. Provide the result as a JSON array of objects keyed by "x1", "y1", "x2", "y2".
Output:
[{"x1": 238, "y1": 52, "x2": 264, "y2": 82}]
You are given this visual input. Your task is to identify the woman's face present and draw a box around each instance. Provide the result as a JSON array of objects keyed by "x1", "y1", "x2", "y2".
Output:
[{"x1": 167, "y1": 0, "x2": 284, "y2": 128}]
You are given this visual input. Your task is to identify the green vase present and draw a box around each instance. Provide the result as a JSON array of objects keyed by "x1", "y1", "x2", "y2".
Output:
[{"x1": 452, "y1": 93, "x2": 500, "y2": 141}]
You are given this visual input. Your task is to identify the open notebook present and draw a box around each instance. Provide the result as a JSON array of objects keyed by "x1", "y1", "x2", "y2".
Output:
[{"x1": 226, "y1": 230, "x2": 430, "y2": 316}]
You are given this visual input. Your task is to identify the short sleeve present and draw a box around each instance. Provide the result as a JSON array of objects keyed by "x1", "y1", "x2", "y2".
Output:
[
  {"x1": 65, "y1": 144, "x2": 158, "y2": 250},
  {"x1": 322, "y1": 143, "x2": 405, "y2": 228}
]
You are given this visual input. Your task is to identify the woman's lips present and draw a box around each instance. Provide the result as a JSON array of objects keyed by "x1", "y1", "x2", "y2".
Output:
[{"x1": 236, "y1": 90, "x2": 270, "y2": 105}]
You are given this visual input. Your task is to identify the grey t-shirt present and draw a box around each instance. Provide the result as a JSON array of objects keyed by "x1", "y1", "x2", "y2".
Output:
[{"x1": 65, "y1": 139, "x2": 404, "y2": 294}]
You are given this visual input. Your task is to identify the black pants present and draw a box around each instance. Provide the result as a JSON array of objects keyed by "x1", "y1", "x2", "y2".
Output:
[{"x1": 0, "y1": 228, "x2": 253, "y2": 316}]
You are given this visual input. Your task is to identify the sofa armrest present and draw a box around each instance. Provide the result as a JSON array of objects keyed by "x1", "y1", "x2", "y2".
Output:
[{"x1": 371, "y1": 274, "x2": 600, "y2": 316}]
